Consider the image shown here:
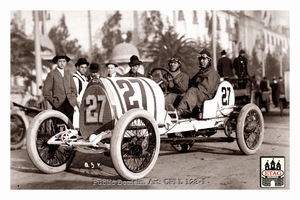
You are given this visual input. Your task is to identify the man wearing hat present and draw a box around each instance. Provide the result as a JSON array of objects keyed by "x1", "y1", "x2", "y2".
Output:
[
  {"x1": 160, "y1": 56, "x2": 189, "y2": 108},
  {"x1": 88, "y1": 63, "x2": 101, "y2": 81},
  {"x1": 73, "y1": 58, "x2": 89, "y2": 100},
  {"x1": 123, "y1": 55, "x2": 145, "y2": 77},
  {"x1": 217, "y1": 50, "x2": 234, "y2": 78},
  {"x1": 168, "y1": 49, "x2": 220, "y2": 118},
  {"x1": 43, "y1": 53, "x2": 78, "y2": 123},
  {"x1": 105, "y1": 59, "x2": 121, "y2": 77},
  {"x1": 73, "y1": 58, "x2": 89, "y2": 129},
  {"x1": 233, "y1": 49, "x2": 248, "y2": 78}
]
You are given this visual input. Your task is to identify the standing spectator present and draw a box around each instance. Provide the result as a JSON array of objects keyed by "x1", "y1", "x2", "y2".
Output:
[
  {"x1": 278, "y1": 76, "x2": 285, "y2": 96},
  {"x1": 73, "y1": 58, "x2": 89, "y2": 104},
  {"x1": 88, "y1": 63, "x2": 101, "y2": 81},
  {"x1": 73, "y1": 58, "x2": 89, "y2": 129},
  {"x1": 105, "y1": 59, "x2": 121, "y2": 77},
  {"x1": 270, "y1": 76, "x2": 279, "y2": 107},
  {"x1": 233, "y1": 49, "x2": 248, "y2": 78},
  {"x1": 217, "y1": 50, "x2": 234, "y2": 78},
  {"x1": 43, "y1": 53, "x2": 78, "y2": 122},
  {"x1": 259, "y1": 76, "x2": 271, "y2": 92},
  {"x1": 160, "y1": 56, "x2": 189, "y2": 108},
  {"x1": 123, "y1": 55, "x2": 145, "y2": 77},
  {"x1": 169, "y1": 49, "x2": 220, "y2": 118}
]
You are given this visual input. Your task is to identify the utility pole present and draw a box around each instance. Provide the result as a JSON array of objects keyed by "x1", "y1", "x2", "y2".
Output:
[
  {"x1": 88, "y1": 10, "x2": 92, "y2": 59},
  {"x1": 212, "y1": 10, "x2": 217, "y2": 70},
  {"x1": 33, "y1": 10, "x2": 42, "y2": 96}
]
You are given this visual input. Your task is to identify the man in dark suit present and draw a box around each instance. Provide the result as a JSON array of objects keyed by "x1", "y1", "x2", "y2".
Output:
[
  {"x1": 123, "y1": 55, "x2": 145, "y2": 77},
  {"x1": 233, "y1": 49, "x2": 248, "y2": 78},
  {"x1": 217, "y1": 50, "x2": 234, "y2": 78},
  {"x1": 43, "y1": 53, "x2": 78, "y2": 122}
]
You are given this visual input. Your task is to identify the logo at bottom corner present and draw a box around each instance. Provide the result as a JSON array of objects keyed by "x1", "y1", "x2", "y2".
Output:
[{"x1": 260, "y1": 156, "x2": 285, "y2": 188}]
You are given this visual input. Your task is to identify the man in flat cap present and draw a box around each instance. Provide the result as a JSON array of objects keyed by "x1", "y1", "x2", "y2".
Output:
[
  {"x1": 43, "y1": 53, "x2": 78, "y2": 123},
  {"x1": 168, "y1": 49, "x2": 220, "y2": 118}
]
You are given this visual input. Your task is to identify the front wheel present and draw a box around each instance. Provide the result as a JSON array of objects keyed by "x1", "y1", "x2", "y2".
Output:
[
  {"x1": 236, "y1": 103, "x2": 264, "y2": 155},
  {"x1": 26, "y1": 110, "x2": 76, "y2": 173},
  {"x1": 110, "y1": 109, "x2": 160, "y2": 180}
]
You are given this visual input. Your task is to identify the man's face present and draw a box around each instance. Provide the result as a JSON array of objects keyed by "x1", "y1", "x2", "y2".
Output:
[
  {"x1": 169, "y1": 61, "x2": 180, "y2": 72},
  {"x1": 197, "y1": 54, "x2": 210, "y2": 68},
  {"x1": 130, "y1": 65, "x2": 139, "y2": 73},
  {"x1": 57, "y1": 58, "x2": 67, "y2": 69},
  {"x1": 91, "y1": 72, "x2": 100, "y2": 79},
  {"x1": 107, "y1": 64, "x2": 116, "y2": 75},
  {"x1": 77, "y1": 64, "x2": 88, "y2": 75}
]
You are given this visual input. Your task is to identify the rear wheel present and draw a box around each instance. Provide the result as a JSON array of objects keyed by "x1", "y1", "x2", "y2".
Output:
[
  {"x1": 26, "y1": 110, "x2": 76, "y2": 173},
  {"x1": 111, "y1": 109, "x2": 160, "y2": 180},
  {"x1": 236, "y1": 104, "x2": 264, "y2": 155}
]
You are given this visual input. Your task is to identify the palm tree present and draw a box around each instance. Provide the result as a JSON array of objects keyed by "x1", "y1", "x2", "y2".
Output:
[{"x1": 146, "y1": 28, "x2": 200, "y2": 77}]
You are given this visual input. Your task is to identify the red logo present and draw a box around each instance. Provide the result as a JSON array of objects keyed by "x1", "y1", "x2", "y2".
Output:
[{"x1": 262, "y1": 170, "x2": 284, "y2": 177}]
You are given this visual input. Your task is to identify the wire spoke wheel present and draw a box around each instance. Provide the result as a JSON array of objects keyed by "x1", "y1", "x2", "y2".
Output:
[
  {"x1": 236, "y1": 104, "x2": 264, "y2": 155},
  {"x1": 36, "y1": 118, "x2": 73, "y2": 167},
  {"x1": 26, "y1": 110, "x2": 76, "y2": 173},
  {"x1": 10, "y1": 111, "x2": 28, "y2": 149},
  {"x1": 243, "y1": 110, "x2": 262, "y2": 149},
  {"x1": 121, "y1": 119, "x2": 156, "y2": 172},
  {"x1": 111, "y1": 109, "x2": 160, "y2": 180}
]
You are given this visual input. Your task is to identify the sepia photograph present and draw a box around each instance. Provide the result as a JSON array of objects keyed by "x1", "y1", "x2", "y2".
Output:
[{"x1": 6, "y1": 0, "x2": 296, "y2": 198}]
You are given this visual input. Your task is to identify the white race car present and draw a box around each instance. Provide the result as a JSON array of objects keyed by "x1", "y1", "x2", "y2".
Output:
[{"x1": 26, "y1": 71, "x2": 264, "y2": 180}]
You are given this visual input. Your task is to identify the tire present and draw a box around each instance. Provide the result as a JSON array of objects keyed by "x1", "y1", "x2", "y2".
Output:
[
  {"x1": 111, "y1": 109, "x2": 160, "y2": 180},
  {"x1": 26, "y1": 110, "x2": 76, "y2": 173},
  {"x1": 11, "y1": 109, "x2": 29, "y2": 150},
  {"x1": 236, "y1": 103, "x2": 264, "y2": 155}
]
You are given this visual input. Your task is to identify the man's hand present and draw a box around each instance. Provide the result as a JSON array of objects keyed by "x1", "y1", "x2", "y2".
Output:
[{"x1": 173, "y1": 77, "x2": 179, "y2": 84}]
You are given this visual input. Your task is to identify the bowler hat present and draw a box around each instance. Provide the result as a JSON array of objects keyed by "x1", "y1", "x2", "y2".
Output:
[
  {"x1": 105, "y1": 59, "x2": 118, "y2": 67},
  {"x1": 89, "y1": 63, "x2": 100, "y2": 73},
  {"x1": 220, "y1": 50, "x2": 227, "y2": 55},
  {"x1": 239, "y1": 49, "x2": 245, "y2": 54},
  {"x1": 52, "y1": 53, "x2": 70, "y2": 63},
  {"x1": 128, "y1": 55, "x2": 142, "y2": 66},
  {"x1": 199, "y1": 49, "x2": 211, "y2": 59},
  {"x1": 75, "y1": 58, "x2": 89, "y2": 67}
]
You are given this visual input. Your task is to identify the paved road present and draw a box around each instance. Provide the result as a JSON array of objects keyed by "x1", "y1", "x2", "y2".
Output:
[{"x1": 10, "y1": 106, "x2": 290, "y2": 190}]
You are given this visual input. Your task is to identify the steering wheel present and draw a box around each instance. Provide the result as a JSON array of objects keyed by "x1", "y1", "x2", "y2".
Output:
[{"x1": 148, "y1": 67, "x2": 174, "y2": 85}]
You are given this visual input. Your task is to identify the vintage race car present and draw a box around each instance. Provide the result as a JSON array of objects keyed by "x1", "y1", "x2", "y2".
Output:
[{"x1": 26, "y1": 71, "x2": 264, "y2": 180}]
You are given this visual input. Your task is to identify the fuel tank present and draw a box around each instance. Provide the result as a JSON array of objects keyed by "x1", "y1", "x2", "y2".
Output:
[{"x1": 79, "y1": 77, "x2": 165, "y2": 139}]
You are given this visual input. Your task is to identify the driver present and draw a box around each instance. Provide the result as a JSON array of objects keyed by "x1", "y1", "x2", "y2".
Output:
[
  {"x1": 168, "y1": 49, "x2": 220, "y2": 118},
  {"x1": 160, "y1": 56, "x2": 189, "y2": 108}
]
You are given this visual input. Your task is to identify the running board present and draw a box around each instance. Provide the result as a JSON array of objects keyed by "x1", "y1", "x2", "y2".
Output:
[{"x1": 160, "y1": 136, "x2": 235, "y2": 143}]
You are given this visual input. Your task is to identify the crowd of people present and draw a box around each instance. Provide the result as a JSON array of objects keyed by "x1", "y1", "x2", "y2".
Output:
[
  {"x1": 216, "y1": 49, "x2": 285, "y2": 109},
  {"x1": 42, "y1": 48, "x2": 285, "y2": 126}
]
